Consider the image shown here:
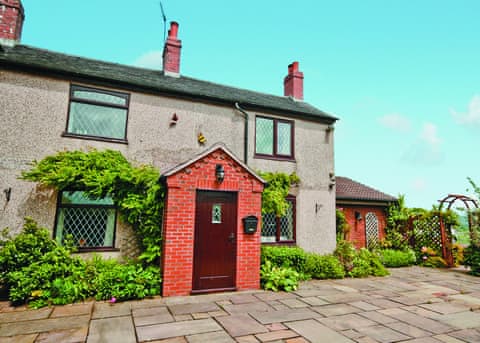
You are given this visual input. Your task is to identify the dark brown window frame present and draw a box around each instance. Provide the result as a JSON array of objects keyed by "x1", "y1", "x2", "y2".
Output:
[
  {"x1": 254, "y1": 116, "x2": 295, "y2": 161},
  {"x1": 53, "y1": 190, "x2": 119, "y2": 252},
  {"x1": 261, "y1": 195, "x2": 296, "y2": 244},
  {"x1": 63, "y1": 84, "x2": 130, "y2": 144}
]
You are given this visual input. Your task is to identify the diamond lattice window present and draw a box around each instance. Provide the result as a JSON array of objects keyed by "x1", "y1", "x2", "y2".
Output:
[
  {"x1": 261, "y1": 197, "x2": 295, "y2": 243},
  {"x1": 55, "y1": 191, "x2": 116, "y2": 249},
  {"x1": 66, "y1": 85, "x2": 129, "y2": 141},
  {"x1": 365, "y1": 212, "x2": 379, "y2": 249},
  {"x1": 255, "y1": 116, "x2": 293, "y2": 158}
]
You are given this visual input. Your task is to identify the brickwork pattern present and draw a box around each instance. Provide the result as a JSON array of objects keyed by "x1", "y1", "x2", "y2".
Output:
[
  {"x1": 162, "y1": 148, "x2": 263, "y2": 296},
  {"x1": 337, "y1": 205, "x2": 388, "y2": 249},
  {"x1": 0, "y1": 0, "x2": 24, "y2": 41}
]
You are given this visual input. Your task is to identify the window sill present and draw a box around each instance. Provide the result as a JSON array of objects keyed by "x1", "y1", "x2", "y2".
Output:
[
  {"x1": 62, "y1": 132, "x2": 128, "y2": 145},
  {"x1": 254, "y1": 154, "x2": 296, "y2": 162},
  {"x1": 75, "y1": 247, "x2": 120, "y2": 253},
  {"x1": 261, "y1": 241, "x2": 296, "y2": 246}
]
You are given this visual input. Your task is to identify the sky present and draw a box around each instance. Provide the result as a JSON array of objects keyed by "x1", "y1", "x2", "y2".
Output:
[{"x1": 19, "y1": 0, "x2": 480, "y2": 209}]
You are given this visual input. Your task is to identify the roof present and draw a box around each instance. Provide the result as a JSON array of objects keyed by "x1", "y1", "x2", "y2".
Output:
[
  {"x1": 0, "y1": 44, "x2": 337, "y2": 123},
  {"x1": 336, "y1": 176, "x2": 397, "y2": 203},
  {"x1": 162, "y1": 142, "x2": 266, "y2": 185}
]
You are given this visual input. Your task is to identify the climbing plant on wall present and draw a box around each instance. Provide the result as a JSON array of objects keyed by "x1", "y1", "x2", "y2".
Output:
[
  {"x1": 20, "y1": 149, "x2": 164, "y2": 264},
  {"x1": 258, "y1": 171, "x2": 299, "y2": 217}
]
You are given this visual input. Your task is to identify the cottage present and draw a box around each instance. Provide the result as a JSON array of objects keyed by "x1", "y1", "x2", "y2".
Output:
[
  {"x1": 0, "y1": 0, "x2": 337, "y2": 295},
  {"x1": 336, "y1": 176, "x2": 397, "y2": 249}
]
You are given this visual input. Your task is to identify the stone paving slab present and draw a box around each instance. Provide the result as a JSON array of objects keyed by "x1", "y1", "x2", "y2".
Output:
[
  {"x1": 168, "y1": 302, "x2": 219, "y2": 315},
  {"x1": 311, "y1": 303, "x2": 360, "y2": 317},
  {"x1": 433, "y1": 311, "x2": 480, "y2": 329},
  {"x1": 419, "y1": 302, "x2": 470, "y2": 315},
  {"x1": 355, "y1": 324, "x2": 411, "y2": 343},
  {"x1": 215, "y1": 314, "x2": 268, "y2": 337},
  {"x1": 285, "y1": 319, "x2": 354, "y2": 343},
  {"x1": 92, "y1": 302, "x2": 131, "y2": 319},
  {"x1": 88, "y1": 316, "x2": 136, "y2": 343},
  {"x1": 222, "y1": 301, "x2": 273, "y2": 314},
  {"x1": 379, "y1": 308, "x2": 455, "y2": 334},
  {"x1": 186, "y1": 330, "x2": 235, "y2": 343},
  {"x1": 133, "y1": 307, "x2": 174, "y2": 327},
  {"x1": 136, "y1": 318, "x2": 222, "y2": 342},
  {"x1": 0, "y1": 307, "x2": 52, "y2": 323},
  {"x1": 50, "y1": 303, "x2": 93, "y2": 318},
  {"x1": 0, "y1": 334, "x2": 37, "y2": 343},
  {"x1": 36, "y1": 326, "x2": 88, "y2": 343},
  {"x1": 384, "y1": 321, "x2": 431, "y2": 338},
  {"x1": 249, "y1": 308, "x2": 318, "y2": 324},
  {"x1": 0, "y1": 314, "x2": 90, "y2": 337},
  {"x1": 317, "y1": 313, "x2": 377, "y2": 331}
]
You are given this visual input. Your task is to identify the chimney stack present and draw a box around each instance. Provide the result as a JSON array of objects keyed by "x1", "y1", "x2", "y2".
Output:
[
  {"x1": 162, "y1": 21, "x2": 182, "y2": 77},
  {"x1": 0, "y1": 0, "x2": 24, "y2": 46},
  {"x1": 283, "y1": 61, "x2": 304, "y2": 100}
]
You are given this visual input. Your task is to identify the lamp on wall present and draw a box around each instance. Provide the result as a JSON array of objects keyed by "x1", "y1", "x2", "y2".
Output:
[
  {"x1": 215, "y1": 164, "x2": 225, "y2": 183},
  {"x1": 355, "y1": 211, "x2": 362, "y2": 221},
  {"x1": 4, "y1": 187, "x2": 11, "y2": 202}
]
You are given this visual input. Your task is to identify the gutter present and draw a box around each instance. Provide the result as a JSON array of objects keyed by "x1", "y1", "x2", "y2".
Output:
[{"x1": 234, "y1": 102, "x2": 249, "y2": 165}]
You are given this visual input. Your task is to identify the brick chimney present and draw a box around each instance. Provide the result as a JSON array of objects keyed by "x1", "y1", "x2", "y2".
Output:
[
  {"x1": 283, "y1": 61, "x2": 304, "y2": 100},
  {"x1": 0, "y1": 0, "x2": 24, "y2": 46},
  {"x1": 162, "y1": 21, "x2": 182, "y2": 77}
]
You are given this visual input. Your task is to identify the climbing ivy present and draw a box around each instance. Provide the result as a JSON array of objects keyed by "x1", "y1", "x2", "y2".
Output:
[
  {"x1": 258, "y1": 171, "x2": 299, "y2": 217},
  {"x1": 20, "y1": 149, "x2": 164, "y2": 264}
]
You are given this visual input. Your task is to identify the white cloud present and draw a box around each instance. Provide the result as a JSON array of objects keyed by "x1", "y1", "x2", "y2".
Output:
[
  {"x1": 402, "y1": 122, "x2": 443, "y2": 166},
  {"x1": 411, "y1": 177, "x2": 427, "y2": 191},
  {"x1": 133, "y1": 50, "x2": 164, "y2": 69},
  {"x1": 450, "y1": 95, "x2": 480, "y2": 126},
  {"x1": 378, "y1": 113, "x2": 411, "y2": 132}
]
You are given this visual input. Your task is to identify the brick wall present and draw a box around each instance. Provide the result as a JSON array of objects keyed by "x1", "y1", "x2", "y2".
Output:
[
  {"x1": 337, "y1": 205, "x2": 388, "y2": 249},
  {"x1": 162, "y1": 147, "x2": 263, "y2": 296},
  {"x1": 0, "y1": 0, "x2": 24, "y2": 42}
]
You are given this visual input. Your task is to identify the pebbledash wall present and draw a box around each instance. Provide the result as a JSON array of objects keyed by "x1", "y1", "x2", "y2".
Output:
[
  {"x1": 162, "y1": 146, "x2": 264, "y2": 296},
  {"x1": 0, "y1": 70, "x2": 336, "y2": 257}
]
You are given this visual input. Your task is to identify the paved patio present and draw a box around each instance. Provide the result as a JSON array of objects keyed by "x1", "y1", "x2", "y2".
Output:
[{"x1": 1, "y1": 266, "x2": 480, "y2": 342}]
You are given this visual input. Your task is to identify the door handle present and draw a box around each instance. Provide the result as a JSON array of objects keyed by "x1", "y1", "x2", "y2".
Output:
[{"x1": 228, "y1": 232, "x2": 235, "y2": 243}]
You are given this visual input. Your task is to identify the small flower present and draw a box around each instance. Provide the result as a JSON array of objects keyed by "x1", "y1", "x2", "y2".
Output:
[
  {"x1": 109, "y1": 297, "x2": 116, "y2": 304},
  {"x1": 422, "y1": 255, "x2": 428, "y2": 260},
  {"x1": 421, "y1": 246, "x2": 428, "y2": 253}
]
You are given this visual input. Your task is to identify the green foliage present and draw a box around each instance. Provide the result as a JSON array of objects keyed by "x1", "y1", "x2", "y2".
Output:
[
  {"x1": 259, "y1": 171, "x2": 299, "y2": 217},
  {"x1": 0, "y1": 219, "x2": 161, "y2": 308},
  {"x1": 383, "y1": 195, "x2": 414, "y2": 250},
  {"x1": 333, "y1": 240, "x2": 357, "y2": 273},
  {"x1": 86, "y1": 257, "x2": 161, "y2": 301},
  {"x1": 349, "y1": 249, "x2": 389, "y2": 278},
  {"x1": 20, "y1": 149, "x2": 164, "y2": 263},
  {"x1": 451, "y1": 243, "x2": 464, "y2": 266},
  {"x1": 305, "y1": 253, "x2": 345, "y2": 279},
  {"x1": 336, "y1": 209, "x2": 350, "y2": 242},
  {"x1": 465, "y1": 245, "x2": 480, "y2": 275},
  {"x1": 377, "y1": 249, "x2": 416, "y2": 268},
  {"x1": 334, "y1": 241, "x2": 388, "y2": 277},
  {"x1": 260, "y1": 260, "x2": 300, "y2": 292},
  {"x1": 261, "y1": 246, "x2": 308, "y2": 273}
]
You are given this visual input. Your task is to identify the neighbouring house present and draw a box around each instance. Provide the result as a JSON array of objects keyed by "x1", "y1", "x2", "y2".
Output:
[
  {"x1": 0, "y1": 0, "x2": 338, "y2": 295},
  {"x1": 336, "y1": 176, "x2": 397, "y2": 249}
]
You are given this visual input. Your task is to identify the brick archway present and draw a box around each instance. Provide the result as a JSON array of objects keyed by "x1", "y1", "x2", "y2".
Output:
[{"x1": 161, "y1": 144, "x2": 265, "y2": 296}]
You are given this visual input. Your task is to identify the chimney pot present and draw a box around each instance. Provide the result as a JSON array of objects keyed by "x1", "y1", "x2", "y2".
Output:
[
  {"x1": 284, "y1": 61, "x2": 304, "y2": 100},
  {"x1": 168, "y1": 21, "x2": 179, "y2": 39},
  {"x1": 163, "y1": 21, "x2": 182, "y2": 77}
]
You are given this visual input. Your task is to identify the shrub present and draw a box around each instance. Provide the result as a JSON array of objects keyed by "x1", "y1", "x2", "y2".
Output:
[
  {"x1": 349, "y1": 249, "x2": 389, "y2": 278},
  {"x1": 260, "y1": 260, "x2": 300, "y2": 292},
  {"x1": 0, "y1": 219, "x2": 161, "y2": 308},
  {"x1": 464, "y1": 245, "x2": 480, "y2": 275},
  {"x1": 261, "y1": 246, "x2": 308, "y2": 273},
  {"x1": 305, "y1": 253, "x2": 345, "y2": 279},
  {"x1": 451, "y1": 243, "x2": 464, "y2": 266},
  {"x1": 334, "y1": 240, "x2": 356, "y2": 272},
  {"x1": 378, "y1": 249, "x2": 416, "y2": 268}
]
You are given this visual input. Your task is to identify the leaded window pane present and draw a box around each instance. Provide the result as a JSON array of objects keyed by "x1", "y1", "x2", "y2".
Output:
[
  {"x1": 55, "y1": 191, "x2": 116, "y2": 249},
  {"x1": 279, "y1": 201, "x2": 294, "y2": 241},
  {"x1": 255, "y1": 117, "x2": 273, "y2": 155},
  {"x1": 212, "y1": 204, "x2": 222, "y2": 224},
  {"x1": 73, "y1": 90, "x2": 127, "y2": 106},
  {"x1": 68, "y1": 102, "x2": 127, "y2": 139},
  {"x1": 277, "y1": 122, "x2": 292, "y2": 156},
  {"x1": 261, "y1": 212, "x2": 276, "y2": 243}
]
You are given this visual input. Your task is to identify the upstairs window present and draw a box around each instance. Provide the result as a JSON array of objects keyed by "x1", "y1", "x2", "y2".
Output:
[
  {"x1": 54, "y1": 191, "x2": 117, "y2": 250},
  {"x1": 65, "y1": 85, "x2": 129, "y2": 142},
  {"x1": 261, "y1": 196, "x2": 296, "y2": 243},
  {"x1": 255, "y1": 116, "x2": 294, "y2": 159}
]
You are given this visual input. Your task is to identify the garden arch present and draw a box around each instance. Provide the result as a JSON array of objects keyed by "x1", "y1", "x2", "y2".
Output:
[{"x1": 438, "y1": 194, "x2": 479, "y2": 266}]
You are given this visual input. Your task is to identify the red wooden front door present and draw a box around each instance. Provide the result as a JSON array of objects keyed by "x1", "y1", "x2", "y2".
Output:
[{"x1": 193, "y1": 191, "x2": 237, "y2": 293}]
